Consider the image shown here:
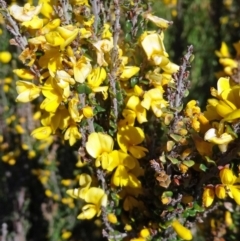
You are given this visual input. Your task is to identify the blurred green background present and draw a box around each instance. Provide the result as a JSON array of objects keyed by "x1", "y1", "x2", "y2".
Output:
[{"x1": 1, "y1": 0, "x2": 240, "y2": 240}]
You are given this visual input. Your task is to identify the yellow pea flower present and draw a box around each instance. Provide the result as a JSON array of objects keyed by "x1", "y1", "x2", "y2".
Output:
[
  {"x1": 141, "y1": 88, "x2": 168, "y2": 117},
  {"x1": 86, "y1": 132, "x2": 114, "y2": 160},
  {"x1": 120, "y1": 66, "x2": 140, "y2": 81},
  {"x1": 77, "y1": 187, "x2": 107, "y2": 219},
  {"x1": 202, "y1": 185, "x2": 215, "y2": 207},
  {"x1": 215, "y1": 184, "x2": 226, "y2": 199},
  {"x1": 92, "y1": 38, "x2": 113, "y2": 66},
  {"x1": 117, "y1": 126, "x2": 148, "y2": 159},
  {"x1": 125, "y1": 96, "x2": 147, "y2": 124},
  {"x1": 171, "y1": 220, "x2": 192, "y2": 240},
  {"x1": 140, "y1": 32, "x2": 169, "y2": 65},
  {"x1": 64, "y1": 125, "x2": 81, "y2": 146},
  {"x1": 21, "y1": 16, "x2": 44, "y2": 29},
  {"x1": 45, "y1": 31, "x2": 65, "y2": 46},
  {"x1": 16, "y1": 81, "x2": 41, "y2": 102},
  {"x1": 218, "y1": 168, "x2": 240, "y2": 205},
  {"x1": 74, "y1": 56, "x2": 92, "y2": 83},
  {"x1": 31, "y1": 126, "x2": 52, "y2": 139},
  {"x1": 13, "y1": 69, "x2": 35, "y2": 80},
  {"x1": 204, "y1": 128, "x2": 235, "y2": 153},
  {"x1": 87, "y1": 67, "x2": 108, "y2": 99}
]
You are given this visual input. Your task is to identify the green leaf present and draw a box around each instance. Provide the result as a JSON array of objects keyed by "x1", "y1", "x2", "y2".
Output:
[
  {"x1": 170, "y1": 134, "x2": 182, "y2": 142},
  {"x1": 225, "y1": 124, "x2": 238, "y2": 138},
  {"x1": 199, "y1": 163, "x2": 208, "y2": 172},
  {"x1": 130, "y1": 77, "x2": 138, "y2": 88},
  {"x1": 94, "y1": 105, "x2": 105, "y2": 113},
  {"x1": 93, "y1": 123, "x2": 104, "y2": 132},
  {"x1": 162, "y1": 191, "x2": 173, "y2": 197},
  {"x1": 183, "y1": 160, "x2": 195, "y2": 167},
  {"x1": 77, "y1": 83, "x2": 92, "y2": 94},
  {"x1": 204, "y1": 156, "x2": 216, "y2": 165},
  {"x1": 184, "y1": 89, "x2": 189, "y2": 97},
  {"x1": 167, "y1": 156, "x2": 179, "y2": 164},
  {"x1": 193, "y1": 202, "x2": 204, "y2": 212}
]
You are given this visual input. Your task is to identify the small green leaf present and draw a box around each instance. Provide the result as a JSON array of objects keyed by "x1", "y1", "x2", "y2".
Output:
[
  {"x1": 162, "y1": 191, "x2": 173, "y2": 197},
  {"x1": 205, "y1": 156, "x2": 216, "y2": 165},
  {"x1": 199, "y1": 163, "x2": 208, "y2": 172},
  {"x1": 130, "y1": 77, "x2": 138, "y2": 88},
  {"x1": 94, "y1": 105, "x2": 105, "y2": 113},
  {"x1": 93, "y1": 123, "x2": 104, "y2": 132},
  {"x1": 225, "y1": 124, "x2": 238, "y2": 138},
  {"x1": 77, "y1": 84, "x2": 92, "y2": 94},
  {"x1": 183, "y1": 160, "x2": 195, "y2": 167},
  {"x1": 167, "y1": 156, "x2": 179, "y2": 164},
  {"x1": 184, "y1": 89, "x2": 189, "y2": 97},
  {"x1": 170, "y1": 134, "x2": 182, "y2": 142}
]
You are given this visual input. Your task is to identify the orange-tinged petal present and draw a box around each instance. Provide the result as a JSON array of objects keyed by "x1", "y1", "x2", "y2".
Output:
[
  {"x1": 215, "y1": 184, "x2": 226, "y2": 199},
  {"x1": 202, "y1": 186, "x2": 215, "y2": 207}
]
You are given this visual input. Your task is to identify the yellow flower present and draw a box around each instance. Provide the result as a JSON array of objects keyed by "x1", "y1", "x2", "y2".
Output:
[
  {"x1": 9, "y1": 3, "x2": 42, "y2": 22},
  {"x1": 141, "y1": 88, "x2": 168, "y2": 117},
  {"x1": 21, "y1": 16, "x2": 44, "y2": 29},
  {"x1": 13, "y1": 69, "x2": 35, "y2": 80},
  {"x1": 82, "y1": 106, "x2": 94, "y2": 118},
  {"x1": 67, "y1": 173, "x2": 92, "y2": 200},
  {"x1": 74, "y1": 56, "x2": 92, "y2": 83},
  {"x1": 77, "y1": 187, "x2": 107, "y2": 219},
  {"x1": 31, "y1": 126, "x2": 52, "y2": 139},
  {"x1": 68, "y1": 96, "x2": 83, "y2": 122},
  {"x1": 204, "y1": 77, "x2": 240, "y2": 122},
  {"x1": 107, "y1": 213, "x2": 118, "y2": 224},
  {"x1": 92, "y1": 38, "x2": 113, "y2": 66},
  {"x1": 204, "y1": 128, "x2": 234, "y2": 153},
  {"x1": 0, "y1": 51, "x2": 12, "y2": 63},
  {"x1": 16, "y1": 81, "x2": 41, "y2": 102},
  {"x1": 86, "y1": 132, "x2": 114, "y2": 160},
  {"x1": 61, "y1": 231, "x2": 72, "y2": 240},
  {"x1": 107, "y1": 150, "x2": 140, "y2": 187},
  {"x1": 117, "y1": 126, "x2": 148, "y2": 159},
  {"x1": 171, "y1": 220, "x2": 192, "y2": 240},
  {"x1": 215, "y1": 42, "x2": 231, "y2": 58},
  {"x1": 139, "y1": 228, "x2": 150, "y2": 238},
  {"x1": 124, "y1": 96, "x2": 148, "y2": 124},
  {"x1": 202, "y1": 185, "x2": 215, "y2": 207},
  {"x1": 120, "y1": 66, "x2": 140, "y2": 81},
  {"x1": 39, "y1": 0, "x2": 54, "y2": 19},
  {"x1": 64, "y1": 124, "x2": 81, "y2": 146},
  {"x1": 218, "y1": 167, "x2": 240, "y2": 205},
  {"x1": 87, "y1": 67, "x2": 108, "y2": 99},
  {"x1": 45, "y1": 31, "x2": 65, "y2": 46},
  {"x1": 215, "y1": 184, "x2": 226, "y2": 199},
  {"x1": 140, "y1": 32, "x2": 169, "y2": 65},
  {"x1": 102, "y1": 23, "x2": 112, "y2": 38}
]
